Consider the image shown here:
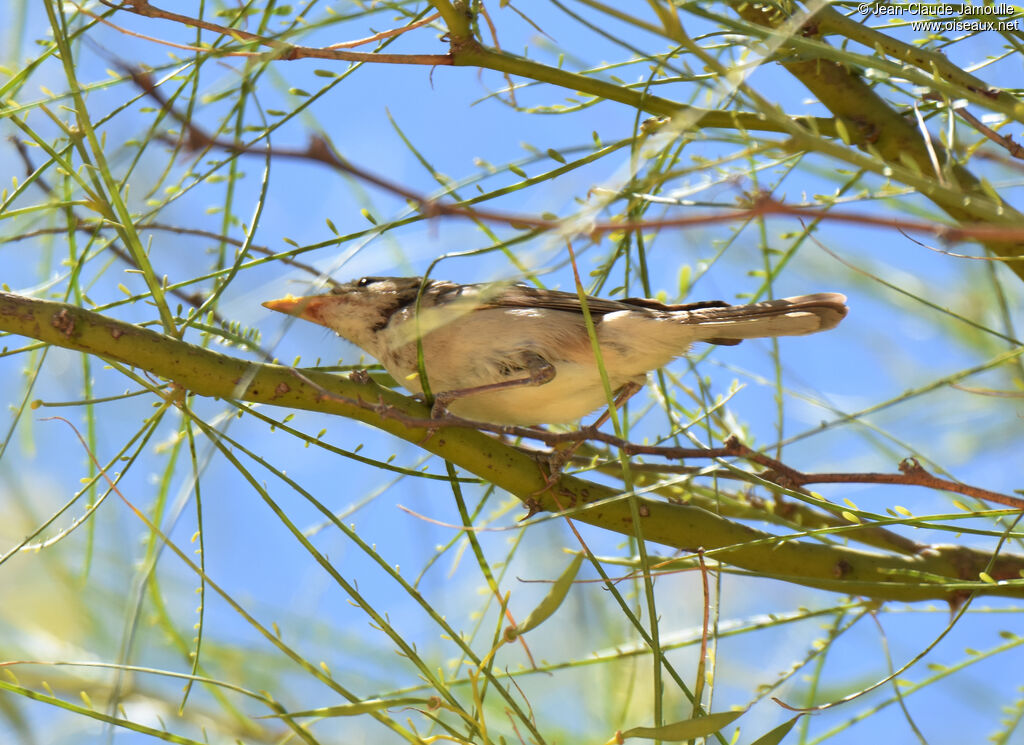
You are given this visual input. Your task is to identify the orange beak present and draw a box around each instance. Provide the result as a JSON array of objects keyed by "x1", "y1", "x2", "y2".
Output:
[{"x1": 262, "y1": 295, "x2": 332, "y2": 327}]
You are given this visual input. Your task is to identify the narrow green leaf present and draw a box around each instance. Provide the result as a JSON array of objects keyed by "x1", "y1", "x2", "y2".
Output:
[
  {"x1": 506, "y1": 553, "x2": 584, "y2": 640},
  {"x1": 678, "y1": 265, "x2": 691, "y2": 297},
  {"x1": 747, "y1": 715, "x2": 802, "y2": 745},
  {"x1": 834, "y1": 118, "x2": 851, "y2": 145},
  {"x1": 622, "y1": 710, "x2": 743, "y2": 740},
  {"x1": 262, "y1": 697, "x2": 431, "y2": 718},
  {"x1": 978, "y1": 177, "x2": 1001, "y2": 204},
  {"x1": 897, "y1": 150, "x2": 922, "y2": 175}
]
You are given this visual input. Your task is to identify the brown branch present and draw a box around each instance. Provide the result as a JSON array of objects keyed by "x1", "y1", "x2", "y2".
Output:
[
  {"x1": 365, "y1": 404, "x2": 1024, "y2": 512},
  {"x1": 323, "y1": 157, "x2": 1024, "y2": 244},
  {"x1": 8, "y1": 137, "x2": 211, "y2": 313},
  {"x1": 111, "y1": 59, "x2": 1024, "y2": 249},
  {"x1": 954, "y1": 105, "x2": 1024, "y2": 161},
  {"x1": 1, "y1": 217, "x2": 330, "y2": 287},
  {"x1": 101, "y1": 0, "x2": 452, "y2": 65},
  {"x1": 6, "y1": 68, "x2": 332, "y2": 286},
  {"x1": 325, "y1": 12, "x2": 441, "y2": 50},
  {"x1": 729, "y1": 441, "x2": 1024, "y2": 511},
  {"x1": 150, "y1": 123, "x2": 1024, "y2": 246},
  {"x1": 477, "y1": 1, "x2": 517, "y2": 108}
]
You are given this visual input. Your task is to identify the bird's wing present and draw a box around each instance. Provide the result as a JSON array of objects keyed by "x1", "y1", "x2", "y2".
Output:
[{"x1": 468, "y1": 283, "x2": 729, "y2": 316}]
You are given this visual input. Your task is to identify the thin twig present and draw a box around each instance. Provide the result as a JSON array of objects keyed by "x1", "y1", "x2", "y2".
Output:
[
  {"x1": 100, "y1": 0, "x2": 452, "y2": 65},
  {"x1": 168, "y1": 130, "x2": 1024, "y2": 245},
  {"x1": 364, "y1": 399, "x2": 1024, "y2": 510},
  {"x1": 105, "y1": 89, "x2": 1024, "y2": 248},
  {"x1": 325, "y1": 12, "x2": 441, "y2": 49},
  {"x1": 730, "y1": 440, "x2": 1024, "y2": 511},
  {"x1": 954, "y1": 105, "x2": 1024, "y2": 160},
  {"x1": 477, "y1": 1, "x2": 517, "y2": 108}
]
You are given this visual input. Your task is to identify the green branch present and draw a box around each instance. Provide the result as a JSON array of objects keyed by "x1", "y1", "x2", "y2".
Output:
[
  {"x1": 729, "y1": 2, "x2": 1024, "y2": 281},
  {"x1": 2, "y1": 291, "x2": 1022, "y2": 602},
  {"x1": 452, "y1": 42, "x2": 839, "y2": 136}
]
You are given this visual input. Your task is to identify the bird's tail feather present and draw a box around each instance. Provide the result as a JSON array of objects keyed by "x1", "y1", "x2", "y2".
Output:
[{"x1": 681, "y1": 293, "x2": 848, "y2": 344}]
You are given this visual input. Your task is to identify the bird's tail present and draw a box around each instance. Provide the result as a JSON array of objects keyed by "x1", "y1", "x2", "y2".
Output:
[{"x1": 679, "y1": 293, "x2": 848, "y2": 345}]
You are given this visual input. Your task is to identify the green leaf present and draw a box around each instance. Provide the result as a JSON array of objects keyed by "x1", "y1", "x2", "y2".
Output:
[
  {"x1": 506, "y1": 553, "x2": 584, "y2": 640},
  {"x1": 834, "y1": 118, "x2": 851, "y2": 145},
  {"x1": 678, "y1": 265, "x2": 691, "y2": 297},
  {"x1": 262, "y1": 697, "x2": 431, "y2": 718},
  {"x1": 546, "y1": 147, "x2": 566, "y2": 164},
  {"x1": 622, "y1": 710, "x2": 744, "y2": 740},
  {"x1": 979, "y1": 177, "x2": 1001, "y2": 203},
  {"x1": 747, "y1": 715, "x2": 802, "y2": 745}
]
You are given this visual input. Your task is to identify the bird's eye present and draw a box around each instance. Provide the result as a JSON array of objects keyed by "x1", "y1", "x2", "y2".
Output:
[{"x1": 357, "y1": 277, "x2": 373, "y2": 287}]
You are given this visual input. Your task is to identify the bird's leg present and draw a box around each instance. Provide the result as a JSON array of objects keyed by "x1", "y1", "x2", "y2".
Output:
[
  {"x1": 430, "y1": 351, "x2": 556, "y2": 419},
  {"x1": 536, "y1": 381, "x2": 644, "y2": 489},
  {"x1": 589, "y1": 380, "x2": 643, "y2": 431}
]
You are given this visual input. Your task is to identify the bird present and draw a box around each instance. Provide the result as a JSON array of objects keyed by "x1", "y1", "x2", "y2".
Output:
[{"x1": 263, "y1": 276, "x2": 847, "y2": 426}]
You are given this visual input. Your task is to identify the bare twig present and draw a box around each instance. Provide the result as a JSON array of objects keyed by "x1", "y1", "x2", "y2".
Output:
[
  {"x1": 99, "y1": 0, "x2": 452, "y2": 65},
  {"x1": 477, "y1": 1, "x2": 517, "y2": 108},
  {"x1": 9, "y1": 137, "x2": 212, "y2": 313},
  {"x1": 325, "y1": 12, "x2": 441, "y2": 50},
  {"x1": 727, "y1": 438, "x2": 1024, "y2": 510},
  {"x1": 954, "y1": 105, "x2": 1024, "y2": 161},
  {"x1": 100, "y1": 73, "x2": 1024, "y2": 248},
  {"x1": 363, "y1": 400, "x2": 1024, "y2": 511},
  {"x1": 152, "y1": 125, "x2": 1024, "y2": 245}
]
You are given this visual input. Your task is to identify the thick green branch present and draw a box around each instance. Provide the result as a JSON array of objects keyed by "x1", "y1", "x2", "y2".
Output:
[
  {"x1": 731, "y1": 2, "x2": 1024, "y2": 281},
  {"x1": 2, "y1": 291, "x2": 1022, "y2": 602},
  {"x1": 452, "y1": 42, "x2": 839, "y2": 136},
  {"x1": 574, "y1": 0, "x2": 1024, "y2": 280}
]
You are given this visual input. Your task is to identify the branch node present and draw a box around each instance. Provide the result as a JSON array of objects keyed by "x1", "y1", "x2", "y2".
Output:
[
  {"x1": 898, "y1": 456, "x2": 927, "y2": 476},
  {"x1": 51, "y1": 309, "x2": 76, "y2": 338}
]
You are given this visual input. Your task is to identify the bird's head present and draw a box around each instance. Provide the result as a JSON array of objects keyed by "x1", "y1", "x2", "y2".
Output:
[{"x1": 262, "y1": 276, "x2": 426, "y2": 354}]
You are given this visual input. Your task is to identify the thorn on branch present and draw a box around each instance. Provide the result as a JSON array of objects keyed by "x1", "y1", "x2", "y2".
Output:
[{"x1": 898, "y1": 456, "x2": 927, "y2": 476}]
